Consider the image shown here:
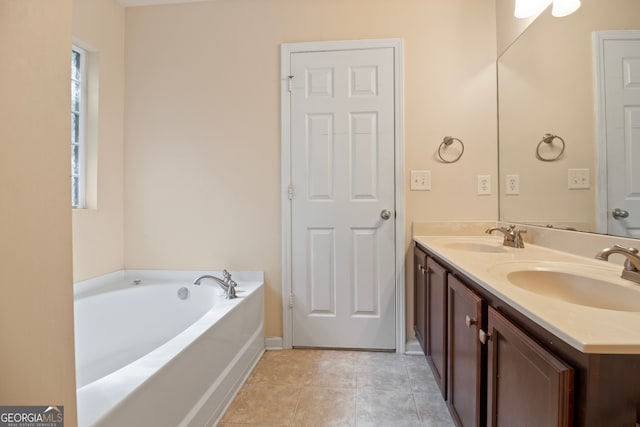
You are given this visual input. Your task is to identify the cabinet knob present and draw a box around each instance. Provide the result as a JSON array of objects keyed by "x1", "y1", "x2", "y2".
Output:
[
  {"x1": 465, "y1": 315, "x2": 476, "y2": 328},
  {"x1": 479, "y1": 329, "x2": 491, "y2": 345}
]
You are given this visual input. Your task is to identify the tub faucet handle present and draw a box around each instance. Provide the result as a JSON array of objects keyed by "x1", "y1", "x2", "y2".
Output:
[
  {"x1": 223, "y1": 269, "x2": 232, "y2": 280},
  {"x1": 227, "y1": 279, "x2": 238, "y2": 298}
]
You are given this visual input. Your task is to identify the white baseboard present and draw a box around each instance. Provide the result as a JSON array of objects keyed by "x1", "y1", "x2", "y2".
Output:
[
  {"x1": 263, "y1": 337, "x2": 423, "y2": 354},
  {"x1": 405, "y1": 338, "x2": 423, "y2": 355},
  {"x1": 264, "y1": 337, "x2": 283, "y2": 350}
]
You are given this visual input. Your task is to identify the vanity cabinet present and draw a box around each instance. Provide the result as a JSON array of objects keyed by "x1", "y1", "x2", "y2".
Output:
[
  {"x1": 447, "y1": 275, "x2": 484, "y2": 427},
  {"x1": 485, "y1": 306, "x2": 574, "y2": 427},
  {"x1": 414, "y1": 242, "x2": 583, "y2": 427},
  {"x1": 413, "y1": 245, "x2": 448, "y2": 398},
  {"x1": 413, "y1": 246, "x2": 427, "y2": 352},
  {"x1": 425, "y1": 256, "x2": 448, "y2": 398},
  {"x1": 446, "y1": 272, "x2": 574, "y2": 427}
]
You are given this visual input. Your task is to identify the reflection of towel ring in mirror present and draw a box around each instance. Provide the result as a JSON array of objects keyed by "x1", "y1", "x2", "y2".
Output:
[
  {"x1": 437, "y1": 136, "x2": 464, "y2": 163},
  {"x1": 536, "y1": 133, "x2": 565, "y2": 161}
]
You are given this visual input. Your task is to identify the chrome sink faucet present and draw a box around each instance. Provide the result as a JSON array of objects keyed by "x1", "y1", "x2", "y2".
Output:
[
  {"x1": 485, "y1": 225, "x2": 527, "y2": 248},
  {"x1": 193, "y1": 269, "x2": 238, "y2": 299},
  {"x1": 595, "y1": 245, "x2": 640, "y2": 284}
]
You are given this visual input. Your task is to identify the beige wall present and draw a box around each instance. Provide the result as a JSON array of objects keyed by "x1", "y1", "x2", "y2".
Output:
[
  {"x1": 496, "y1": 0, "x2": 541, "y2": 56},
  {"x1": 72, "y1": 0, "x2": 126, "y2": 281},
  {"x1": 124, "y1": 0, "x2": 498, "y2": 339},
  {"x1": 0, "y1": 0, "x2": 77, "y2": 423}
]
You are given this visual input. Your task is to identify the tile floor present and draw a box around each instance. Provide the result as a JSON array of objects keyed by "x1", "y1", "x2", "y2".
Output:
[{"x1": 219, "y1": 349, "x2": 456, "y2": 427}]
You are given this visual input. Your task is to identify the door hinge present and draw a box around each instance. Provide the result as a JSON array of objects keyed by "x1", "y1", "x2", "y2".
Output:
[
  {"x1": 287, "y1": 185, "x2": 294, "y2": 200},
  {"x1": 289, "y1": 292, "x2": 295, "y2": 308},
  {"x1": 288, "y1": 75, "x2": 294, "y2": 93}
]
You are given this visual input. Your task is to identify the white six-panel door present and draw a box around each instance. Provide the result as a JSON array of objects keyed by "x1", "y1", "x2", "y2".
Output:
[
  {"x1": 600, "y1": 34, "x2": 640, "y2": 237},
  {"x1": 289, "y1": 47, "x2": 396, "y2": 349}
]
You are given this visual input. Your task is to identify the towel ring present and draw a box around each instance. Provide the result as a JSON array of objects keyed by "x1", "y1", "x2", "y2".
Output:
[
  {"x1": 437, "y1": 136, "x2": 464, "y2": 163},
  {"x1": 536, "y1": 134, "x2": 565, "y2": 162}
]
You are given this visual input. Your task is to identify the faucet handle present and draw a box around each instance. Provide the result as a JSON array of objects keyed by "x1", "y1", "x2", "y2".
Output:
[
  {"x1": 613, "y1": 244, "x2": 639, "y2": 254},
  {"x1": 617, "y1": 246, "x2": 640, "y2": 271},
  {"x1": 223, "y1": 269, "x2": 232, "y2": 280},
  {"x1": 513, "y1": 228, "x2": 526, "y2": 248}
]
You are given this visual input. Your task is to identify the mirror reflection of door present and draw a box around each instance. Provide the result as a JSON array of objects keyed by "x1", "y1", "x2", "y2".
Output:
[{"x1": 596, "y1": 31, "x2": 640, "y2": 237}]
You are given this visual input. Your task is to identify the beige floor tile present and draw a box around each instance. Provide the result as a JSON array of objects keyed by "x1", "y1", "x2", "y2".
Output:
[
  {"x1": 249, "y1": 350, "x2": 358, "y2": 387},
  {"x1": 219, "y1": 349, "x2": 455, "y2": 427},
  {"x1": 220, "y1": 383, "x2": 302, "y2": 426},
  {"x1": 413, "y1": 391, "x2": 456, "y2": 427},
  {"x1": 219, "y1": 424, "x2": 270, "y2": 427},
  {"x1": 407, "y1": 365, "x2": 440, "y2": 394},
  {"x1": 357, "y1": 351, "x2": 406, "y2": 369},
  {"x1": 356, "y1": 388, "x2": 421, "y2": 427},
  {"x1": 292, "y1": 387, "x2": 356, "y2": 426},
  {"x1": 402, "y1": 354, "x2": 429, "y2": 368},
  {"x1": 247, "y1": 359, "x2": 312, "y2": 386},
  {"x1": 356, "y1": 362, "x2": 410, "y2": 391},
  {"x1": 304, "y1": 361, "x2": 356, "y2": 388}
]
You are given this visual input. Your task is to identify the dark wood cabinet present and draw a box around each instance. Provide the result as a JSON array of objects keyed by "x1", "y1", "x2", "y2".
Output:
[
  {"x1": 413, "y1": 246, "x2": 427, "y2": 352},
  {"x1": 413, "y1": 245, "x2": 448, "y2": 398},
  {"x1": 485, "y1": 306, "x2": 574, "y2": 427},
  {"x1": 425, "y1": 256, "x2": 448, "y2": 398},
  {"x1": 415, "y1": 241, "x2": 640, "y2": 426},
  {"x1": 447, "y1": 275, "x2": 484, "y2": 427}
]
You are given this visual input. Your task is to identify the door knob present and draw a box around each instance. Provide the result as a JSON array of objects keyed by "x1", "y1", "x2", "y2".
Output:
[
  {"x1": 612, "y1": 208, "x2": 630, "y2": 219},
  {"x1": 380, "y1": 209, "x2": 392, "y2": 220}
]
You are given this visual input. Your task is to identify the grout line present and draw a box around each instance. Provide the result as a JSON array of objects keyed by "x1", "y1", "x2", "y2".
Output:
[{"x1": 288, "y1": 384, "x2": 303, "y2": 427}]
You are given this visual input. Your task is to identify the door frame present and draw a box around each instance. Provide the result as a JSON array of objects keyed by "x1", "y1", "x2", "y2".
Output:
[
  {"x1": 280, "y1": 39, "x2": 405, "y2": 352},
  {"x1": 593, "y1": 30, "x2": 640, "y2": 234}
]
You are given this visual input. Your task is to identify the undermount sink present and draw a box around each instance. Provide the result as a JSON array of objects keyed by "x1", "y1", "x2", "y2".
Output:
[
  {"x1": 443, "y1": 241, "x2": 507, "y2": 253},
  {"x1": 491, "y1": 262, "x2": 640, "y2": 312}
]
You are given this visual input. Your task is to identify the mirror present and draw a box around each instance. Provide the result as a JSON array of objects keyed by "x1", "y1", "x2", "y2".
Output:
[{"x1": 498, "y1": 0, "x2": 640, "y2": 237}]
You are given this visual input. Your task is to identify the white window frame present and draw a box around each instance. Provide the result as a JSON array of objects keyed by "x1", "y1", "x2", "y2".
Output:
[{"x1": 71, "y1": 44, "x2": 87, "y2": 209}]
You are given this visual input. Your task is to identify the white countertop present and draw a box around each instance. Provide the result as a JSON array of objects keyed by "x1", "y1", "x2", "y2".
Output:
[{"x1": 414, "y1": 235, "x2": 640, "y2": 354}]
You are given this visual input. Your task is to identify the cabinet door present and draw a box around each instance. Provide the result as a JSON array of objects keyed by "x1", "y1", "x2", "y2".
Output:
[
  {"x1": 413, "y1": 246, "x2": 428, "y2": 352},
  {"x1": 425, "y1": 256, "x2": 447, "y2": 398},
  {"x1": 447, "y1": 275, "x2": 484, "y2": 427},
  {"x1": 485, "y1": 307, "x2": 574, "y2": 427}
]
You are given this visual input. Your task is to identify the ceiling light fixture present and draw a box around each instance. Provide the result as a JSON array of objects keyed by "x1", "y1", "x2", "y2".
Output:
[
  {"x1": 514, "y1": 0, "x2": 580, "y2": 18},
  {"x1": 551, "y1": 0, "x2": 581, "y2": 17},
  {"x1": 514, "y1": 0, "x2": 551, "y2": 19}
]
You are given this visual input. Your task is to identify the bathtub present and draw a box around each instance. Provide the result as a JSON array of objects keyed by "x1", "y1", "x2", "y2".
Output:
[{"x1": 74, "y1": 269, "x2": 264, "y2": 427}]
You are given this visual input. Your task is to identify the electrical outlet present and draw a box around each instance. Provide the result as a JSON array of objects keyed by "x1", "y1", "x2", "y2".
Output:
[
  {"x1": 410, "y1": 170, "x2": 431, "y2": 191},
  {"x1": 505, "y1": 174, "x2": 520, "y2": 195},
  {"x1": 568, "y1": 168, "x2": 590, "y2": 189},
  {"x1": 477, "y1": 175, "x2": 491, "y2": 195}
]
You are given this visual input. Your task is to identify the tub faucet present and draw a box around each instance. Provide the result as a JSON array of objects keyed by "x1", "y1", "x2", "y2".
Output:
[
  {"x1": 595, "y1": 245, "x2": 640, "y2": 284},
  {"x1": 193, "y1": 269, "x2": 237, "y2": 299},
  {"x1": 485, "y1": 225, "x2": 527, "y2": 248}
]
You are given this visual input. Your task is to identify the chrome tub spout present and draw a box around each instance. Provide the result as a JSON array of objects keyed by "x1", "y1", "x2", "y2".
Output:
[{"x1": 193, "y1": 269, "x2": 237, "y2": 299}]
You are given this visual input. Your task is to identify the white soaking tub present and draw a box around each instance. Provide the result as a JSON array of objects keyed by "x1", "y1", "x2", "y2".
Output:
[{"x1": 73, "y1": 270, "x2": 264, "y2": 427}]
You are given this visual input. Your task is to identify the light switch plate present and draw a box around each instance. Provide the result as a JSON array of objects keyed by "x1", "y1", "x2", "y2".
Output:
[
  {"x1": 568, "y1": 168, "x2": 590, "y2": 189},
  {"x1": 411, "y1": 170, "x2": 431, "y2": 191},
  {"x1": 477, "y1": 175, "x2": 491, "y2": 195}
]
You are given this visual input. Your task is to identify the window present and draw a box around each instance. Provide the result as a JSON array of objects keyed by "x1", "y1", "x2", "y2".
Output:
[{"x1": 71, "y1": 45, "x2": 87, "y2": 208}]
